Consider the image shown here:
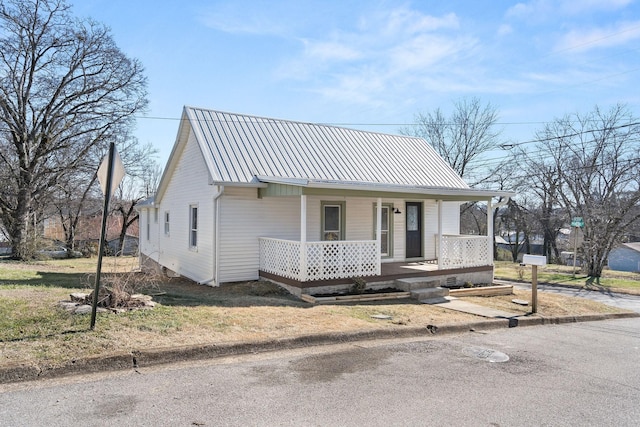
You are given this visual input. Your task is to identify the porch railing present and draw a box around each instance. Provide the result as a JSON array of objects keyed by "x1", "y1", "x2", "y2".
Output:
[
  {"x1": 259, "y1": 237, "x2": 380, "y2": 282},
  {"x1": 440, "y1": 235, "x2": 490, "y2": 268}
]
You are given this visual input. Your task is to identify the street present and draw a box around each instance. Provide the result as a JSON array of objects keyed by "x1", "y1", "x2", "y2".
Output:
[{"x1": 2, "y1": 318, "x2": 639, "y2": 426}]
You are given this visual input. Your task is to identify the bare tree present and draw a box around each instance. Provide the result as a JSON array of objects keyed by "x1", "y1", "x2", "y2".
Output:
[
  {"x1": 110, "y1": 143, "x2": 160, "y2": 254},
  {"x1": 539, "y1": 104, "x2": 640, "y2": 279},
  {"x1": 514, "y1": 146, "x2": 565, "y2": 262},
  {"x1": 401, "y1": 97, "x2": 503, "y2": 185},
  {"x1": 0, "y1": 0, "x2": 147, "y2": 259}
]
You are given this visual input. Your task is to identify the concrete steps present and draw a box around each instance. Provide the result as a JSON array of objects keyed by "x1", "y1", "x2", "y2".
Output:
[{"x1": 395, "y1": 277, "x2": 450, "y2": 302}]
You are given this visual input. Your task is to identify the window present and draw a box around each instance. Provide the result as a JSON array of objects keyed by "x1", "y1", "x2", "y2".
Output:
[
  {"x1": 164, "y1": 211, "x2": 170, "y2": 236},
  {"x1": 189, "y1": 205, "x2": 198, "y2": 249},
  {"x1": 321, "y1": 202, "x2": 345, "y2": 240},
  {"x1": 146, "y1": 210, "x2": 150, "y2": 241},
  {"x1": 373, "y1": 204, "x2": 393, "y2": 257},
  {"x1": 154, "y1": 208, "x2": 158, "y2": 223}
]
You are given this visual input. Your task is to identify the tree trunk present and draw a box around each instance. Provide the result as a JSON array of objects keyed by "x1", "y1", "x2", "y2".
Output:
[{"x1": 10, "y1": 187, "x2": 32, "y2": 259}]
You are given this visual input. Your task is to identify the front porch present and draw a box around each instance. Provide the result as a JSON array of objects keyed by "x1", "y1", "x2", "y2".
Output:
[{"x1": 259, "y1": 235, "x2": 494, "y2": 291}]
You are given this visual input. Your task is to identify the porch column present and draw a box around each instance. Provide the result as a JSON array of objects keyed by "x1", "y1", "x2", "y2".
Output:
[
  {"x1": 300, "y1": 195, "x2": 307, "y2": 281},
  {"x1": 487, "y1": 198, "x2": 493, "y2": 265},
  {"x1": 376, "y1": 198, "x2": 382, "y2": 274},
  {"x1": 437, "y1": 200, "x2": 443, "y2": 269}
]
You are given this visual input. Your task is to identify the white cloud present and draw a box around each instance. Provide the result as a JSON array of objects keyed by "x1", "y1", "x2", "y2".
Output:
[
  {"x1": 382, "y1": 9, "x2": 459, "y2": 35},
  {"x1": 497, "y1": 24, "x2": 513, "y2": 36},
  {"x1": 560, "y1": 0, "x2": 633, "y2": 14},
  {"x1": 277, "y1": 6, "x2": 475, "y2": 105},
  {"x1": 302, "y1": 39, "x2": 363, "y2": 62},
  {"x1": 555, "y1": 20, "x2": 640, "y2": 52},
  {"x1": 506, "y1": 0, "x2": 632, "y2": 20}
]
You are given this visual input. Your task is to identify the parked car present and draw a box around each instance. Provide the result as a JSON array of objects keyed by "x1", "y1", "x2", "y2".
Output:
[{"x1": 39, "y1": 245, "x2": 82, "y2": 259}]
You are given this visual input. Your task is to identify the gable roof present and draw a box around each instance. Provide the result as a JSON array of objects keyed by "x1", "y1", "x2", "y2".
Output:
[
  {"x1": 156, "y1": 106, "x2": 514, "y2": 201},
  {"x1": 188, "y1": 106, "x2": 469, "y2": 186},
  {"x1": 619, "y1": 242, "x2": 640, "y2": 253}
]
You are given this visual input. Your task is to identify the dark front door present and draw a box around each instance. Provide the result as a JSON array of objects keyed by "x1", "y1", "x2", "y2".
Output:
[{"x1": 406, "y1": 202, "x2": 422, "y2": 258}]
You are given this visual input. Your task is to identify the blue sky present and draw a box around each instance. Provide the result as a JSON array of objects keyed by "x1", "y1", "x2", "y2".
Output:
[{"x1": 77, "y1": 0, "x2": 640, "y2": 167}]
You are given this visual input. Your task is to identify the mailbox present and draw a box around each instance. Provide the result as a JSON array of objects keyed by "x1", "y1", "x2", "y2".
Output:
[{"x1": 522, "y1": 254, "x2": 547, "y2": 266}]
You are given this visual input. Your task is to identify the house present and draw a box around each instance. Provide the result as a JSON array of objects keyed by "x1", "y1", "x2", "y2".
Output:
[
  {"x1": 137, "y1": 106, "x2": 514, "y2": 293},
  {"x1": 107, "y1": 234, "x2": 139, "y2": 256},
  {"x1": 608, "y1": 242, "x2": 640, "y2": 273}
]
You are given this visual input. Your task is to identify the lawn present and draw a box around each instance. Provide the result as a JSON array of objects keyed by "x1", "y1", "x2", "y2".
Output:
[
  {"x1": 0, "y1": 257, "x2": 635, "y2": 369},
  {"x1": 494, "y1": 261, "x2": 640, "y2": 294}
]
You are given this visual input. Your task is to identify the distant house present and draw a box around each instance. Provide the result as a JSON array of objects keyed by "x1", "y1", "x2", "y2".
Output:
[
  {"x1": 43, "y1": 210, "x2": 139, "y2": 249},
  {"x1": 108, "y1": 234, "x2": 139, "y2": 256},
  {"x1": 137, "y1": 106, "x2": 513, "y2": 290},
  {"x1": 0, "y1": 241, "x2": 11, "y2": 255},
  {"x1": 608, "y1": 242, "x2": 640, "y2": 273}
]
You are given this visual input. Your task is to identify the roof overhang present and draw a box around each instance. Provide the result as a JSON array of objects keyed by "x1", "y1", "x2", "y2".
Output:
[{"x1": 254, "y1": 176, "x2": 515, "y2": 202}]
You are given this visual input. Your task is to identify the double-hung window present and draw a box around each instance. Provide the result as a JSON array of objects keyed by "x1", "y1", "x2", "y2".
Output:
[
  {"x1": 189, "y1": 205, "x2": 198, "y2": 249},
  {"x1": 164, "y1": 211, "x2": 170, "y2": 236},
  {"x1": 321, "y1": 202, "x2": 345, "y2": 241},
  {"x1": 373, "y1": 204, "x2": 393, "y2": 257}
]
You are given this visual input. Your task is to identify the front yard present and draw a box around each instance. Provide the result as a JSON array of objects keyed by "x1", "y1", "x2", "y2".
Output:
[
  {"x1": 494, "y1": 261, "x2": 640, "y2": 294},
  {"x1": 0, "y1": 257, "x2": 635, "y2": 369}
]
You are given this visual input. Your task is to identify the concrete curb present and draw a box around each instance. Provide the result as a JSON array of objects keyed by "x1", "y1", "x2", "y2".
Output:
[{"x1": 1, "y1": 312, "x2": 638, "y2": 385}]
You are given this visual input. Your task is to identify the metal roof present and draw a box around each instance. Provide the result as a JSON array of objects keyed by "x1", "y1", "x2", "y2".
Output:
[{"x1": 185, "y1": 106, "x2": 470, "y2": 189}]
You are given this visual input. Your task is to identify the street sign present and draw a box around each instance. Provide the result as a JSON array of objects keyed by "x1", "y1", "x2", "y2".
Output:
[
  {"x1": 571, "y1": 217, "x2": 584, "y2": 228},
  {"x1": 97, "y1": 148, "x2": 125, "y2": 198}
]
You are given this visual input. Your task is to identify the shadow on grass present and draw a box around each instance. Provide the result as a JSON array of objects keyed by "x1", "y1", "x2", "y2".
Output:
[
  {"x1": 584, "y1": 276, "x2": 614, "y2": 295},
  {"x1": 147, "y1": 279, "x2": 310, "y2": 308},
  {"x1": 147, "y1": 278, "x2": 424, "y2": 309},
  {"x1": 0, "y1": 271, "x2": 88, "y2": 289}
]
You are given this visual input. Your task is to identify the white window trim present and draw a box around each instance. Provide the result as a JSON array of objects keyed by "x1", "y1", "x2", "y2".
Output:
[
  {"x1": 164, "y1": 211, "x2": 170, "y2": 236},
  {"x1": 189, "y1": 204, "x2": 198, "y2": 250}
]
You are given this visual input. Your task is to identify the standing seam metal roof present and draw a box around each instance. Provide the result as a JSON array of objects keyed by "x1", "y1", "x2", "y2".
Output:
[{"x1": 184, "y1": 106, "x2": 470, "y2": 189}]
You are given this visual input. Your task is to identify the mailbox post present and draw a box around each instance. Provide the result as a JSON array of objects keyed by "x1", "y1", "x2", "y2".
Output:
[{"x1": 522, "y1": 254, "x2": 547, "y2": 314}]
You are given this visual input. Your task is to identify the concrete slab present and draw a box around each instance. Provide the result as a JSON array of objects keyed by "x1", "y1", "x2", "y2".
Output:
[{"x1": 423, "y1": 296, "x2": 520, "y2": 318}]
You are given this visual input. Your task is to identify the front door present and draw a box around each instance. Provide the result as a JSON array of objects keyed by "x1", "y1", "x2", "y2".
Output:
[{"x1": 406, "y1": 202, "x2": 422, "y2": 258}]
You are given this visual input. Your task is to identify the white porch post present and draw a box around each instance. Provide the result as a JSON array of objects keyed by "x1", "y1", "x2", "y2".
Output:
[
  {"x1": 376, "y1": 198, "x2": 382, "y2": 275},
  {"x1": 437, "y1": 200, "x2": 443, "y2": 269},
  {"x1": 300, "y1": 195, "x2": 307, "y2": 281},
  {"x1": 487, "y1": 198, "x2": 494, "y2": 265}
]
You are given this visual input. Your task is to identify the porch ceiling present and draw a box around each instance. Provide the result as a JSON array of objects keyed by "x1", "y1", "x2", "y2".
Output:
[{"x1": 256, "y1": 178, "x2": 514, "y2": 201}]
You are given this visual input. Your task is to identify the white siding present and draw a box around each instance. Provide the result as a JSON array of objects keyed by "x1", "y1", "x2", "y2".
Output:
[
  {"x1": 442, "y1": 202, "x2": 461, "y2": 234},
  {"x1": 306, "y1": 196, "x2": 406, "y2": 262},
  {"x1": 424, "y1": 200, "x2": 438, "y2": 260},
  {"x1": 138, "y1": 206, "x2": 160, "y2": 261},
  {"x1": 155, "y1": 130, "x2": 216, "y2": 283},
  {"x1": 218, "y1": 188, "x2": 300, "y2": 282}
]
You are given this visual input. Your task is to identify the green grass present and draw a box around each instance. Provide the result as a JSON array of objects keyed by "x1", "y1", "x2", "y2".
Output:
[{"x1": 494, "y1": 261, "x2": 640, "y2": 293}]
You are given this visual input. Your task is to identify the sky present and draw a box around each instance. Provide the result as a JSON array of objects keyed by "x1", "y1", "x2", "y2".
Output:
[{"x1": 76, "y1": 0, "x2": 640, "y2": 169}]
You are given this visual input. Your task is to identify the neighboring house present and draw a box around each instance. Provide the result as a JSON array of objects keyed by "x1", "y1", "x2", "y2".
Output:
[
  {"x1": 137, "y1": 106, "x2": 514, "y2": 291},
  {"x1": 108, "y1": 234, "x2": 139, "y2": 256},
  {"x1": 0, "y1": 241, "x2": 10, "y2": 255},
  {"x1": 43, "y1": 211, "x2": 139, "y2": 247},
  {"x1": 608, "y1": 242, "x2": 640, "y2": 273}
]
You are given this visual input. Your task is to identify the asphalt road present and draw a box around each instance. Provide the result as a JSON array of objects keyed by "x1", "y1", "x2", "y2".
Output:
[
  {"x1": 2, "y1": 318, "x2": 639, "y2": 426},
  {"x1": 499, "y1": 279, "x2": 640, "y2": 313}
]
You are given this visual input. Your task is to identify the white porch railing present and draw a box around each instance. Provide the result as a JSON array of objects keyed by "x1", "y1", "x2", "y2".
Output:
[
  {"x1": 440, "y1": 235, "x2": 491, "y2": 268},
  {"x1": 259, "y1": 237, "x2": 380, "y2": 282}
]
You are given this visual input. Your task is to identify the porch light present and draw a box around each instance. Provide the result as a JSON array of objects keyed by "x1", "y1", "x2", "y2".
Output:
[{"x1": 394, "y1": 207, "x2": 401, "y2": 214}]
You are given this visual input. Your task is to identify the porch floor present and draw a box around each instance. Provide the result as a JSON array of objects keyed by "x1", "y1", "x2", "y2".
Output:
[{"x1": 259, "y1": 261, "x2": 493, "y2": 290}]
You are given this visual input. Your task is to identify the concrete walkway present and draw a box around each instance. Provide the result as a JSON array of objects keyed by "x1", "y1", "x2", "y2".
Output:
[{"x1": 425, "y1": 296, "x2": 520, "y2": 318}]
